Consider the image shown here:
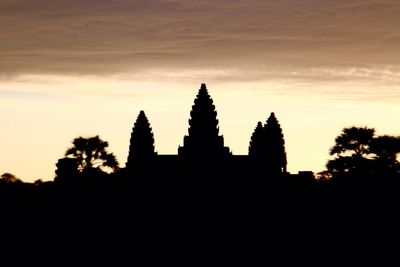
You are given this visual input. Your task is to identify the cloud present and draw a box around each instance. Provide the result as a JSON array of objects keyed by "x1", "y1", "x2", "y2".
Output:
[{"x1": 0, "y1": 0, "x2": 399, "y2": 78}]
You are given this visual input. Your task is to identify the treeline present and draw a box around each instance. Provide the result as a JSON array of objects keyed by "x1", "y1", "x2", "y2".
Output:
[{"x1": 3, "y1": 125, "x2": 399, "y2": 186}]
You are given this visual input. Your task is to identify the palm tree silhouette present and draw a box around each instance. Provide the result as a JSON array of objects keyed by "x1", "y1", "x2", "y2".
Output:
[
  {"x1": 330, "y1": 127, "x2": 375, "y2": 157},
  {"x1": 327, "y1": 127, "x2": 375, "y2": 174},
  {"x1": 65, "y1": 135, "x2": 119, "y2": 173}
]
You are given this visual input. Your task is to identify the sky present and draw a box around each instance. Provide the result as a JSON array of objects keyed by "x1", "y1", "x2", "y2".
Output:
[{"x1": 1, "y1": 0, "x2": 400, "y2": 182}]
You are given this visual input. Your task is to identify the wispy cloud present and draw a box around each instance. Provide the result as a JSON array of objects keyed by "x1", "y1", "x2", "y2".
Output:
[
  {"x1": 1, "y1": 0, "x2": 399, "y2": 103},
  {"x1": 0, "y1": 0, "x2": 399, "y2": 76},
  {"x1": 312, "y1": 67, "x2": 400, "y2": 81}
]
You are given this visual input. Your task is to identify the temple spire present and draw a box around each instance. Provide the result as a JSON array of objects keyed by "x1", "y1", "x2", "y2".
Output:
[
  {"x1": 178, "y1": 83, "x2": 230, "y2": 159},
  {"x1": 248, "y1": 113, "x2": 287, "y2": 174},
  {"x1": 126, "y1": 111, "x2": 156, "y2": 170},
  {"x1": 264, "y1": 112, "x2": 287, "y2": 173},
  {"x1": 249, "y1": 121, "x2": 265, "y2": 158}
]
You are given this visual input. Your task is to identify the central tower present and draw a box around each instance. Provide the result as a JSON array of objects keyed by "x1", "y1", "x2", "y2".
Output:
[{"x1": 178, "y1": 83, "x2": 231, "y2": 160}]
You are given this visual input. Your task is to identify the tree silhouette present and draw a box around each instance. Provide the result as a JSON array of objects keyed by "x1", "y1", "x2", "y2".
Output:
[
  {"x1": 0, "y1": 173, "x2": 22, "y2": 184},
  {"x1": 126, "y1": 110, "x2": 156, "y2": 169},
  {"x1": 65, "y1": 135, "x2": 119, "y2": 173},
  {"x1": 178, "y1": 83, "x2": 230, "y2": 159},
  {"x1": 370, "y1": 135, "x2": 400, "y2": 174},
  {"x1": 327, "y1": 127, "x2": 375, "y2": 175},
  {"x1": 249, "y1": 122, "x2": 264, "y2": 158},
  {"x1": 54, "y1": 157, "x2": 79, "y2": 182},
  {"x1": 264, "y1": 112, "x2": 287, "y2": 173},
  {"x1": 330, "y1": 127, "x2": 375, "y2": 157}
]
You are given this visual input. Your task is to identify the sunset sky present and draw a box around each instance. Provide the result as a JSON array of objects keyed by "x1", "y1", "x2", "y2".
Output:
[{"x1": 1, "y1": 0, "x2": 400, "y2": 182}]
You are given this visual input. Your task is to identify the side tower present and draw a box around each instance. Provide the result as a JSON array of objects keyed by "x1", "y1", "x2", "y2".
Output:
[
  {"x1": 248, "y1": 112, "x2": 287, "y2": 174},
  {"x1": 178, "y1": 83, "x2": 231, "y2": 160},
  {"x1": 264, "y1": 112, "x2": 287, "y2": 173},
  {"x1": 126, "y1": 111, "x2": 156, "y2": 170},
  {"x1": 249, "y1": 121, "x2": 265, "y2": 158}
]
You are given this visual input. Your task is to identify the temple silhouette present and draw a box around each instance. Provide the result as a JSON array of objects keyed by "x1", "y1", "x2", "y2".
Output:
[
  {"x1": 3, "y1": 83, "x2": 398, "y2": 264},
  {"x1": 126, "y1": 83, "x2": 312, "y2": 180}
]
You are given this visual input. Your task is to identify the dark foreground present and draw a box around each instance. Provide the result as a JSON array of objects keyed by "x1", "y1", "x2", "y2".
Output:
[{"x1": 1, "y1": 170, "x2": 400, "y2": 264}]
